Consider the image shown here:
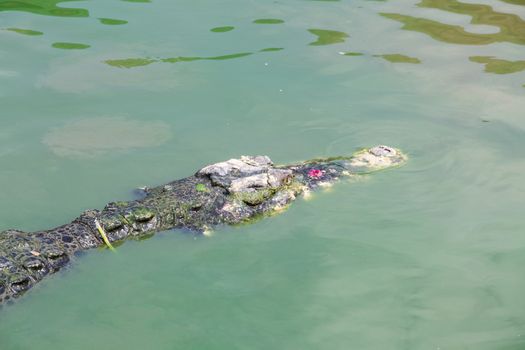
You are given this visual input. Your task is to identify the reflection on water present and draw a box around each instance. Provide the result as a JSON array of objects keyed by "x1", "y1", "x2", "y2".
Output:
[
  {"x1": 382, "y1": 0, "x2": 525, "y2": 46},
  {"x1": 376, "y1": 54, "x2": 421, "y2": 64},
  {"x1": 0, "y1": 0, "x2": 88, "y2": 17},
  {"x1": 5, "y1": 27, "x2": 43, "y2": 35},
  {"x1": 469, "y1": 56, "x2": 525, "y2": 74},
  {"x1": 42, "y1": 117, "x2": 172, "y2": 157}
]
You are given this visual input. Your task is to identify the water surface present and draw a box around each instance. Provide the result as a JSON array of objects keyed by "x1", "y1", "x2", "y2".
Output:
[{"x1": 1, "y1": 0, "x2": 525, "y2": 349}]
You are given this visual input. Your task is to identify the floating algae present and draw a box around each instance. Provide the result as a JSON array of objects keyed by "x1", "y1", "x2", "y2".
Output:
[
  {"x1": 99, "y1": 18, "x2": 128, "y2": 25},
  {"x1": 253, "y1": 19, "x2": 284, "y2": 24},
  {"x1": 499, "y1": 0, "x2": 525, "y2": 4},
  {"x1": 106, "y1": 52, "x2": 254, "y2": 68},
  {"x1": 5, "y1": 27, "x2": 43, "y2": 36},
  {"x1": 0, "y1": 0, "x2": 89, "y2": 17},
  {"x1": 376, "y1": 54, "x2": 421, "y2": 64},
  {"x1": 210, "y1": 26, "x2": 235, "y2": 33},
  {"x1": 469, "y1": 56, "x2": 525, "y2": 74},
  {"x1": 260, "y1": 48, "x2": 284, "y2": 52},
  {"x1": 52, "y1": 42, "x2": 90, "y2": 49},
  {"x1": 308, "y1": 28, "x2": 349, "y2": 45},
  {"x1": 381, "y1": 0, "x2": 525, "y2": 46},
  {"x1": 341, "y1": 52, "x2": 364, "y2": 56},
  {"x1": 105, "y1": 58, "x2": 157, "y2": 68}
]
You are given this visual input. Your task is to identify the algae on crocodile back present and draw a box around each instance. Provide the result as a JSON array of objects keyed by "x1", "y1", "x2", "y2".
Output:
[
  {"x1": 376, "y1": 54, "x2": 421, "y2": 64},
  {"x1": 469, "y1": 56, "x2": 525, "y2": 74},
  {"x1": 308, "y1": 29, "x2": 349, "y2": 46},
  {"x1": 381, "y1": 0, "x2": 525, "y2": 46}
]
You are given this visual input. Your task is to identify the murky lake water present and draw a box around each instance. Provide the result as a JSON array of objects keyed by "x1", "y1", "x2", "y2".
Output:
[{"x1": 1, "y1": 0, "x2": 525, "y2": 348}]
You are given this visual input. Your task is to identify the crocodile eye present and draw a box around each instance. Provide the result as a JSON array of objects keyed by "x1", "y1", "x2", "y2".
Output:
[
  {"x1": 131, "y1": 208, "x2": 155, "y2": 222},
  {"x1": 24, "y1": 259, "x2": 44, "y2": 271},
  {"x1": 9, "y1": 275, "x2": 31, "y2": 293},
  {"x1": 101, "y1": 217, "x2": 123, "y2": 231},
  {"x1": 43, "y1": 249, "x2": 66, "y2": 260},
  {"x1": 0, "y1": 282, "x2": 5, "y2": 294}
]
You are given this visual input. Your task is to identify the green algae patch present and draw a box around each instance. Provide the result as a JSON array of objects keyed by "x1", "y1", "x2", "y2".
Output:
[
  {"x1": 107, "y1": 52, "x2": 252, "y2": 69},
  {"x1": 380, "y1": 13, "x2": 493, "y2": 45},
  {"x1": 0, "y1": 0, "x2": 89, "y2": 17},
  {"x1": 207, "y1": 52, "x2": 252, "y2": 60},
  {"x1": 342, "y1": 52, "x2": 364, "y2": 56},
  {"x1": 376, "y1": 54, "x2": 421, "y2": 64},
  {"x1": 162, "y1": 56, "x2": 202, "y2": 63},
  {"x1": 164, "y1": 53, "x2": 252, "y2": 62},
  {"x1": 5, "y1": 28, "x2": 43, "y2": 36},
  {"x1": 308, "y1": 29, "x2": 349, "y2": 46},
  {"x1": 253, "y1": 19, "x2": 284, "y2": 24},
  {"x1": 99, "y1": 18, "x2": 128, "y2": 25},
  {"x1": 52, "y1": 42, "x2": 90, "y2": 50},
  {"x1": 260, "y1": 47, "x2": 284, "y2": 52},
  {"x1": 500, "y1": 0, "x2": 525, "y2": 4},
  {"x1": 105, "y1": 58, "x2": 157, "y2": 68},
  {"x1": 195, "y1": 184, "x2": 209, "y2": 193},
  {"x1": 381, "y1": 0, "x2": 525, "y2": 46},
  {"x1": 469, "y1": 56, "x2": 525, "y2": 74},
  {"x1": 210, "y1": 26, "x2": 234, "y2": 33}
]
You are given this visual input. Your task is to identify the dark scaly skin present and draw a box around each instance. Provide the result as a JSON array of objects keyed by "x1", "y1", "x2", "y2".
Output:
[{"x1": 0, "y1": 146, "x2": 406, "y2": 305}]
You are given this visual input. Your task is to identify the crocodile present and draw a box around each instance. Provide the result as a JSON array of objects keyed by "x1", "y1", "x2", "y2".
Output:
[{"x1": 0, "y1": 145, "x2": 406, "y2": 305}]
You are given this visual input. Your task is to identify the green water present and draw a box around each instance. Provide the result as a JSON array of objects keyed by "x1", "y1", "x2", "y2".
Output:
[{"x1": 1, "y1": 0, "x2": 525, "y2": 348}]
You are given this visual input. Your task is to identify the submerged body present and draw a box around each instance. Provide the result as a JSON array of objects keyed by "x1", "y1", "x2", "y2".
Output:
[{"x1": 0, "y1": 146, "x2": 406, "y2": 304}]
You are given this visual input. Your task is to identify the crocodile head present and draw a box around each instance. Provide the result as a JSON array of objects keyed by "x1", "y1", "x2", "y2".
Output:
[{"x1": 345, "y1": 145, "x2": 407, "y2": 173}]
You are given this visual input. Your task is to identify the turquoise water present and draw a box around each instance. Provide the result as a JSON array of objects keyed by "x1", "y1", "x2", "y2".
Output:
[{"x1": 1, "y1": 0, "x2": 525, "y2": 348}]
